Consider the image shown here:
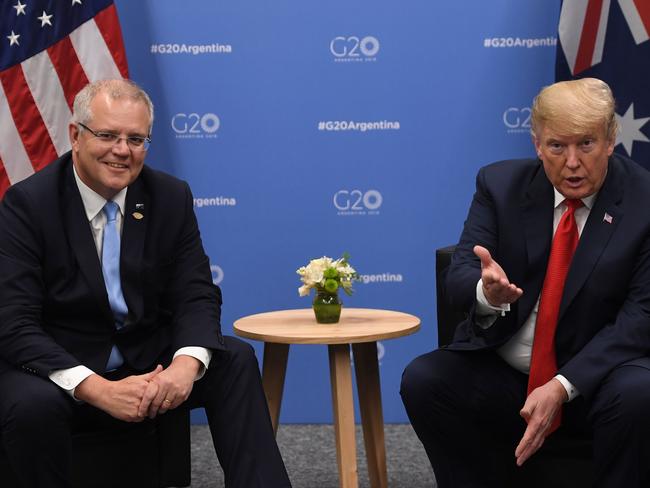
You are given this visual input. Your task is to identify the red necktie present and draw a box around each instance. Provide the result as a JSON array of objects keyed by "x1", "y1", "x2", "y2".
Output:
[{"x1": 528, "y1": 199, "x2": 582, "y2": 433}]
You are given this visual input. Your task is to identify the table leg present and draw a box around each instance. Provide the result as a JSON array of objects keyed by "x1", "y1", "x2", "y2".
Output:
[
  {"x1": 352, "y1": 342, "x2": 387, "y2": 488},
  {"x1": 328, "y1": 344, "x2": 359, "y2": 488},
  {"x1": 262, "y1": 342, "x2": 290, "y2": 435}
]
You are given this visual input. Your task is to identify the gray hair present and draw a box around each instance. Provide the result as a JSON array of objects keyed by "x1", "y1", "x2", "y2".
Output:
[{"x1": 71, "y1": 79, "x2": 154, "y2": 133}]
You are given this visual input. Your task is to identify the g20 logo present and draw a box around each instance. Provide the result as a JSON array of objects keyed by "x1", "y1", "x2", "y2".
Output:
[
  {"x1": 330, "y1": 36, "x2": 380, "y2": 58},
  {"x1": 210, "y1": 264, "x2": 224, "y2": 285},
  {"x1": 503, "y1": 107, "x2": 531, "y2": 131},
  {"x1": 171, "y1": 113, "x2": 220, "y2": 135},
  {"x1": 333, "y1": 189, "x2": 383, "y2": 211}
]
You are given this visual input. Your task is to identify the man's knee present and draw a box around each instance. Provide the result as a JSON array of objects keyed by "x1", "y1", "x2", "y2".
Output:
[
  {"x1": 619, "y1": 378, "x2": 650, "y2": 423},
  {"x1": 401, "y1": 355, "x2": 433, "y2": 399},
  {"x1": 0, "y1": 373, "x2": 71, "y2": 436},
  {"x1": 400, "y1": 351, "x2": 450, "y2": 411},
  {"x1": 222, "y1": 336, "x2": 258, "y2": 368},
  {"x1": 203, "y1": 336, "x2": 260, "y2": 384},
  {"x1": 596, "y1": 362, "x2": 650, "y2": 424}
]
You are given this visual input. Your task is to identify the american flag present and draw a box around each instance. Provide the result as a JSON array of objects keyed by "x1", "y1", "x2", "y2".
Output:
[
  {"x1": 0, "y1": 0, "x2": 128, "y2": 198},
  {"x1": 556, "y1": 0, "x2": 650, "y2": 170}
]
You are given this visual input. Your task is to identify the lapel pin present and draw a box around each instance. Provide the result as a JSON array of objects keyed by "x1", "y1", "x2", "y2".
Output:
[
  {"x1": 132, "y1": 212, "x2": 144, "y2": 220},
  {"x1": 603, "y1": 212, "x2": 613, "y2": 224},
  {"x1": 135, "y1": 203, "x2": 145, "y2": 210}
]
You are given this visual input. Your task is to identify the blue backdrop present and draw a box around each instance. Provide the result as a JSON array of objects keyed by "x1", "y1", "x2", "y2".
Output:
[{"x1": 113, "y1": 0, "x2": 562, "y2": 423}]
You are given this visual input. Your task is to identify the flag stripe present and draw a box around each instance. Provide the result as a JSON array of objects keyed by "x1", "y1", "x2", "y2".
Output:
[
  {"x1": 22, "y1": 51, "x2": 73, "y2": 156},
  {"x1": 93, "y1": 4, "x2": 129, "y2": 78},
  {"x1": 620, "y1": 0, "x2": 650, "y2": 44},
  {"x1": 592, "y1": 0, "x2": 611, "y2": 66},
  {"x1": 0, "y1": 82, "x2": 35, "y2": 187},
  {"x1": 69, "y1": 18, "x2": 123, "y2": 82},
  {"x1": 0, "y1": 65, "x2": 57, "y2": 172},
  {"x1": 574, "y1": 0, "x2": 605, "y2": 74},
  {"x1": 0, "y1": 156, "x2": 11, "y2": 199},
  {"x1": 559, "y1": 0, "x2": 590, "y2": 73},
  {"x1": 633, "y1": 0, "x2": 650, "y2": 38},
  {"x1": 47, "y1": 36, "x2": 90, "y2": 109}
]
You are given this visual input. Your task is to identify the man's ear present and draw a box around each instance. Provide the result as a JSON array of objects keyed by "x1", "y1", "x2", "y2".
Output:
[{"x1": 69, "y1": 123, "x2": 80, "y2": 152}]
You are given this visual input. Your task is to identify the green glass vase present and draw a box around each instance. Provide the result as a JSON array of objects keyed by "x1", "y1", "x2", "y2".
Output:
[{"x1": 312, "y1": 291, "x2": 342, "y2": 324}]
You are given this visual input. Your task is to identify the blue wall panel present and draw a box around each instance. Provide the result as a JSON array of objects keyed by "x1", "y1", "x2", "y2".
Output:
[{"x1": 113, "y1": 0, "x2": 562, "y2": 423}]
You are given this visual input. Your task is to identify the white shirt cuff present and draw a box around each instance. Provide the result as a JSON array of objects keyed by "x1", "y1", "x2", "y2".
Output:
[
  {"x1": 476, "y1": 279, "x2": 511, "y2": 315},
  {"x1": 174, "y1": 346, "x2": 212, "y2": 381},
  {"x1": 49, "y1": 365, "x2": 95, "y2": 399},
  {"x1": 554, "y1": 374, "x2": 579, "y2": 402},
  {"x1": 474, "y1": 280, "x2": 510, "y2": 328}
]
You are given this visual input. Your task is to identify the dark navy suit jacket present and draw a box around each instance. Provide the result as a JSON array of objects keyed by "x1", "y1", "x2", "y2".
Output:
[
  {"x1": 0, "y1": 152, "x2": 225, "y2": 378},
  {"x1": 445, "y1": 154, "x2": 650, "y2": 400}
]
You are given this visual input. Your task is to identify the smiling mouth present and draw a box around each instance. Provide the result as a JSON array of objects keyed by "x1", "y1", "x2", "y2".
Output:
[{"x1": 104, "y1": 161, "x2": 128, "y2": 169}]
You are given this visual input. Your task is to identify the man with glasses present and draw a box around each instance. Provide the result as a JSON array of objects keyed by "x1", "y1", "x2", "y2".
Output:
[{"x1": 0, "y1": 79, "x2": 291, "y2": 488}]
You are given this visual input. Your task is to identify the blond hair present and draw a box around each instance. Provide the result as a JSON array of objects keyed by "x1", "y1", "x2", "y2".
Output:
[{"x1": 531, "y1": 78, "x2": 617, "y2": 141}]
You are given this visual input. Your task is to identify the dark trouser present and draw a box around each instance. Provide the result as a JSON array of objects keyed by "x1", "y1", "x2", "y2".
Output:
[
  {"x1": 0, "y1": 336, "x2": 291, "y2": 488},
  {"x1": 400, "y1": 349, "x2": 650, "y2": 488}
]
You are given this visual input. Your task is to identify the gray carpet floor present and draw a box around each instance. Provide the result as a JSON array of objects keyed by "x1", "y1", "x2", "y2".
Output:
[{"x1": 189, "y1": 423, "x2": 436, "y2": 487}]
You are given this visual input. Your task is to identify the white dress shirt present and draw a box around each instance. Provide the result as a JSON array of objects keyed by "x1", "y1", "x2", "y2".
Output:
[
  {"x1": 49, "y1": 166, "x2": 211, "y2": 396},
  {"x1": 475, "y1": 188, "x2": 597, "y2": 402}
]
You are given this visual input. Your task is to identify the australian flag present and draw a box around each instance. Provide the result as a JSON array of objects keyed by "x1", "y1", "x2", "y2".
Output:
[{"x1": 556, "y1": 0, "x2": 650, "y2": 170}]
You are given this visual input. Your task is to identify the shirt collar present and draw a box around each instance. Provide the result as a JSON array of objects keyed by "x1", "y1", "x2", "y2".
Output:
[
  {"x1": 73, "y1": 164, "x2": 127, "y2": 221},
  {"x1": 552, "y1": 187, "x2": 597, "y2": 211}
]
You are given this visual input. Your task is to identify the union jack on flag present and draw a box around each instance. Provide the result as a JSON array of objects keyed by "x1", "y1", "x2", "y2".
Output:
[
  {"x1": 0, "y1": 0, "x2": 129, "y2": 199},
  {"x1": 556, "y1": 0, "x2": 650, "y2": 169}
]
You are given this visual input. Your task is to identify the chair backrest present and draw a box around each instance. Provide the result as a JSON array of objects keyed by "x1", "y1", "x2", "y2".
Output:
[{"x1": 435, "y1": 245, "x2": 466, "y2": 347}]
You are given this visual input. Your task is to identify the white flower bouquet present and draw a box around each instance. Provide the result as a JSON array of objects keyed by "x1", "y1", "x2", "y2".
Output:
[{"x1": 296, "y1": 253, "x2": 358, "y2": 297}]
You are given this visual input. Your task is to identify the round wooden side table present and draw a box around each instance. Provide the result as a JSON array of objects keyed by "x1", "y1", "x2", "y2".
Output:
[{"x1": 234, "y1": 308, "x2": 420, "y2": 488}]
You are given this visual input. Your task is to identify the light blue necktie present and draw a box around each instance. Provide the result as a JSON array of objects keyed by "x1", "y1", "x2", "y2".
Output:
[{"x1": 102, "y1": 201, "x2": 128, "y2": 371}]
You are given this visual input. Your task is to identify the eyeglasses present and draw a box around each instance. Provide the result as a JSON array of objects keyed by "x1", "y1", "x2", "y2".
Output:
[{"x1": 78, "y1": 123, "x2": 151, "y2": 151}]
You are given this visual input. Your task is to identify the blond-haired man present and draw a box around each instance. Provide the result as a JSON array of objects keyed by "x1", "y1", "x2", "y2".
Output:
[{"x1": 402, "y1": 78, "x2": 650, "y2": 487}]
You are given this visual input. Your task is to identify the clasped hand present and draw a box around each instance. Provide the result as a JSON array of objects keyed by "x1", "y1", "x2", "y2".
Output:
[
  {"x1": 77, "y1": 355, "x2": 200, "y2": 422},
  {"x1": 137, "y1": 355, "x2": 200, "y2": 419}
]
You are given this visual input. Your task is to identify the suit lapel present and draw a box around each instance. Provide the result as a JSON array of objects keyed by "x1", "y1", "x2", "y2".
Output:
[
  {"x1": 62, "y1": 162, "x2": 114, "y2": 322},
  {"x1": 121, "y1": 176, "x2": 149, "y2": 324},
  {"x1": 519, "y1": 165, "x2": 554, "y2": 324},
  {"x1": 559, "y1": 164, "x2": 622, "y2": 318}
]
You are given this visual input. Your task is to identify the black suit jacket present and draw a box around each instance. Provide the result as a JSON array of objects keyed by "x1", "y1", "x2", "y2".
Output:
[
  {"x1": 0, "y1": 152, "x2": 225, "y2": 377},
  {"x1": 445, "y1": 154, "x2": 650, "y2": 400}
]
